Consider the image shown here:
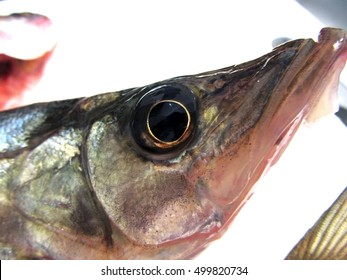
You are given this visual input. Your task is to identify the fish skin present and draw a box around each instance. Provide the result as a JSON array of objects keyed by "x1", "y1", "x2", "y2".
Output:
[
  {"x1": 0, "y1": 28, "x2": 346, "y2": 259},
  {"x1": 286, "y1": 187, "x2": 347, "y2": 260}
]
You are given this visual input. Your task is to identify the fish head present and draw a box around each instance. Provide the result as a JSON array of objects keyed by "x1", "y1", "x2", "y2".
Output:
[{"x1": 83, "y1": 28, "x2": 347, "y2": 258}]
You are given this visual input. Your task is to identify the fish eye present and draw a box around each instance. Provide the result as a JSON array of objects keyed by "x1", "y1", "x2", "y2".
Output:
[
  {"x1": 131, "y1": 84, "x2": 197, "y2": 159},
  {"x1": 147, "y1": 100, "x2": 190, "y2": 144}
]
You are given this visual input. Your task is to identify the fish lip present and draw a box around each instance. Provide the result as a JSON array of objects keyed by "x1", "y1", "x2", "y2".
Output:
[
  {"x1": 323, "y1": 28, "x2": 347, "y2": 61},
  {"x1": 318, "y1": 27, "x2": 347, "y2": 67},
  {"x1": 319, "y1": 27, "x2": 347, "y2": 46}
]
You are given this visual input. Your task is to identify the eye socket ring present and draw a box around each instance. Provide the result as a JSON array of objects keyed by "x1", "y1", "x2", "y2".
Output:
[
  {"x1": 146, "y1": 99, "x2": 191, "y2": 148},
  {"x1": 131, "y1": 84, "x2": 197, "y2": 159}
]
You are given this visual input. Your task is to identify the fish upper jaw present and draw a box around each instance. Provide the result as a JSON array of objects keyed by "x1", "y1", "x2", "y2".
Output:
[{"x1": 185, "y1": 28, "x2": 347, "y2": 234}]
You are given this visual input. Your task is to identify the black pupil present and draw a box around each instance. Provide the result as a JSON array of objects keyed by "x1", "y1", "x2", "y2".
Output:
[{"x1": 148, "y1": 101, "x2": 188, "y2": 142}]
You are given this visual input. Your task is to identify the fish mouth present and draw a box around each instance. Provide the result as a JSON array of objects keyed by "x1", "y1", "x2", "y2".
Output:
[
  {"x1": 260, "y1": 28, "x2": 347, "y2": 166},
  {"x1": 188, "y1": 28, "x2": 347, "y2": 238}
]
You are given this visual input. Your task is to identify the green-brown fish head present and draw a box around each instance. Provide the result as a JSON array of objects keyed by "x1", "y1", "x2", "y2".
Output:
[{"x1": 83, "y1": 28, "x2": 346, "y2": 258}]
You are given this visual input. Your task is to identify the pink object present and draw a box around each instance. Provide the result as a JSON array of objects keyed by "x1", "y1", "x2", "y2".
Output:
[{"x1": 0, "y1": 13, "x2": 55, "y2": 110}]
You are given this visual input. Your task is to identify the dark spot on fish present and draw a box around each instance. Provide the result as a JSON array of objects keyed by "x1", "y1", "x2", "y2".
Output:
[
  {"x1": 70, "y1": 190, "x2": 103, "y2": 236},
  {"x1": 219, "y1": 74, "x2": 226, "y2": 81}
]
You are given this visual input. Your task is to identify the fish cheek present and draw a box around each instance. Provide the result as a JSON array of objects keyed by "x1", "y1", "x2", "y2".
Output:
[
  {"x1": 86, "y1": 119, "x2": 218, "y2": 246},
  {"x1": 119, "y1": 173, "x2": 199, "y2": 245}
]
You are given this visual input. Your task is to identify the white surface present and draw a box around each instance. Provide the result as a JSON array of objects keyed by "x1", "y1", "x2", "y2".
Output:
[
  {"x1": 1, "y1": 0, "x2": 347, "y2": 259},
  {"x1": 13, "y1": 0, "x2": 326, "y2": 103}
]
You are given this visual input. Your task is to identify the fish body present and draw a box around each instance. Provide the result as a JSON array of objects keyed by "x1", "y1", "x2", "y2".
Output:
[
  {"x1": 286, "y1": 187, "x2": 347, "y2": 259},
  {"x1": 0, "y1": 28, "x2": 346, "y2": 259}
]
